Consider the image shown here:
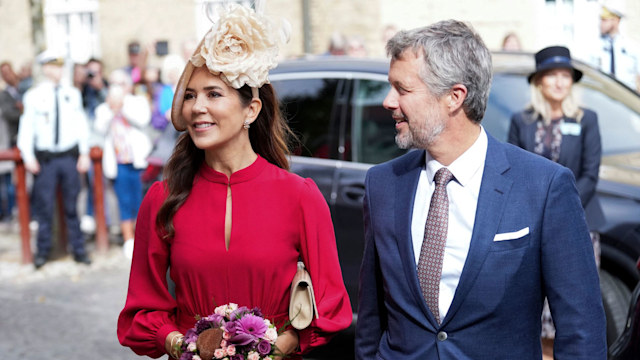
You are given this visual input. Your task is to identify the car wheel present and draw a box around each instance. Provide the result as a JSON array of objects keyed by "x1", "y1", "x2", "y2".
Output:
[{"x1": 600, "y1": 269, "x2": 632, "y2": 346}]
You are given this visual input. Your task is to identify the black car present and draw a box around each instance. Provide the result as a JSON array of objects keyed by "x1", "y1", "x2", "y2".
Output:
[
  {"x1": 269, "y1": 53, "x2": 640, "y2": 357},
  {"x1": 609, "y1": 257, "x2": 640, "y2": 359}
]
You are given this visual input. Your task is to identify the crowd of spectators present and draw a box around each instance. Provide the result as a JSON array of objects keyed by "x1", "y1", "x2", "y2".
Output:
[{"x1": 0, "y1": 39, "x2": 196, "y2": 262}]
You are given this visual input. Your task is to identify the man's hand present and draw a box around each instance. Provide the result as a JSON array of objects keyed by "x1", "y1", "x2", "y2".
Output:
[
  {"x1": 77, "y1": 154, "x2": 90, "y2": 173},
  {"x1": 25, "y1": 160, "x2": 40, "y2": 174}
]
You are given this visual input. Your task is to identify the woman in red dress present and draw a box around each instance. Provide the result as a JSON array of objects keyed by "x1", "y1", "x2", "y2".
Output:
[{"x1": 117, "y1": 4, "x2": 352, "y2": 359}]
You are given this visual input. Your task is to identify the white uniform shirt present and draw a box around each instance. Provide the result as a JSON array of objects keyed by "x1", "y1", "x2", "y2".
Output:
[
  {"x1": 590, "y1": 35, "x2": 640, "y2": 90},
  {"x1": 17, "y1": 80, "x2": 89, "y2": 164},
  {"x1": 411, "y1": 126, "x2": 488, "y2": 320}
]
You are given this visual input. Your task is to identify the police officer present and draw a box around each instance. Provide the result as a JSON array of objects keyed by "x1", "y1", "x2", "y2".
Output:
[
  {"x1": 591, "y1": 4, "x2": 640, "y2": 92},
  {"x1": 17, "y1": 51, "x2": 92, "y2": 268}
]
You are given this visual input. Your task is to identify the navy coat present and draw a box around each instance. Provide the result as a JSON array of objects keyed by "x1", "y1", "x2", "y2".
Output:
[{"x1": 508, "y1": 108, "x2": 605, "y2": 230}]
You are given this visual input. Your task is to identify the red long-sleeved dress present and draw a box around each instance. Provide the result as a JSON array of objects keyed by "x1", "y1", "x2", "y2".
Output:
[{"x1": 117, "y1": 156, "x2": 352, "y2": 358}]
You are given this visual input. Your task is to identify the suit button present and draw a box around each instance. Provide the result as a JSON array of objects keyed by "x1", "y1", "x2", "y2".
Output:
[{"x1": 437, "y1": 331, "x2": 448, "y2": 341}]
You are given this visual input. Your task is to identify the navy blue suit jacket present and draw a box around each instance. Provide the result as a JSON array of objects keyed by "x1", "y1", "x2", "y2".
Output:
[
  {"x1": 355, "y1": 133, "x2": 606, "y2": 359},
  {"x1": 508, "y1": 108, "x2": 604, "y2": 230}
]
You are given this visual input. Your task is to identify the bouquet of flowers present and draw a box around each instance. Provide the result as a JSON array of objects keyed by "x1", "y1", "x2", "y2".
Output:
[{"x1": 180, "y1": 303, "x2": 281, "y2": 360}]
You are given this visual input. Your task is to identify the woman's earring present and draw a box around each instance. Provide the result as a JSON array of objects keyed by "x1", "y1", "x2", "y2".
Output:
[{"x1": 243, "y1": 120, "x2": 250, "y2": 130}]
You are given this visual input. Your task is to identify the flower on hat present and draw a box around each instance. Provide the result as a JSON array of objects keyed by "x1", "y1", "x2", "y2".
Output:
[{"x1": 191, "y1": 3, "x2": 286, "y2": 89}]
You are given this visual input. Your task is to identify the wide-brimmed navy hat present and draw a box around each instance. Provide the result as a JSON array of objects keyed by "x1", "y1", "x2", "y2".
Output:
[{"x1": 528, "y1": 46, "x2": 583, "y2": 83}]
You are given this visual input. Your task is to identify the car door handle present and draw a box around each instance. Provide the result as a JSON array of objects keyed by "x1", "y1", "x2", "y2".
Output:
[{"x1": 343, "y1": 185, "x2": 366, "y2": 203}]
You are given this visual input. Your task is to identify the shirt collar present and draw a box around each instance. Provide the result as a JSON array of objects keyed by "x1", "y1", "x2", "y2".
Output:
[
  {"x1": 41, "y1": 79, "x2": 62, "y2": 89},
  {"x1": 425, "y1": 126, "x2": 488, "y2": 187}
]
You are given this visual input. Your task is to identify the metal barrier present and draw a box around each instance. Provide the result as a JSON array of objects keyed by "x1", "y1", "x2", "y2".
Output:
[{"x1": 0, "y1": 146, "x2": 108, "y2": 264}]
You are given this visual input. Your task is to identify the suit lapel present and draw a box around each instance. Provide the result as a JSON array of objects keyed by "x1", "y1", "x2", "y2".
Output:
[
  {"x1": 393, "y1": 150, "x2": 439, "y2": 326},
  {"x1": 441, "y1": 135, "x2": 513, "y2": 326}
]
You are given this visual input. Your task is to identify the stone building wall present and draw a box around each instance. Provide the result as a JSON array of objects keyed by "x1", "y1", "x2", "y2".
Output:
[
  {"x1": 0, "y1": 1, "x2": 34, "y2": 73},
  {"x1": 1, "y1": 0, "x2": 639, "y2": 84},
  {"x1": 96, "y1": 0, "x2": 195, "y2": 74}
]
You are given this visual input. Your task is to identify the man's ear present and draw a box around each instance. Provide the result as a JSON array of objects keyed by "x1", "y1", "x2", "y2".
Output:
[
  {"x1": 245, "y1": 98, "x2": 262, "y2": 125},
  {"x1": 448, "y1": 84, "x2": 468, "y2": 113}
]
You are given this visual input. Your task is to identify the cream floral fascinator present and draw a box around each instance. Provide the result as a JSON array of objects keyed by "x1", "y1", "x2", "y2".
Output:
[{"x1": 171, "y1": 3, "x2": 289, "y2": 131}]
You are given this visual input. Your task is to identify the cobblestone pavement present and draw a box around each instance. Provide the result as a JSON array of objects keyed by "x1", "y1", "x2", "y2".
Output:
[{"x1": 0, "y1": 221, "x2": 138, "y2": 360}]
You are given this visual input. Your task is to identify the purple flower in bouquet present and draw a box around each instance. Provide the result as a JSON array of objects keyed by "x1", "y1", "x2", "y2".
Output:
[
  {"x1": 230, "y1": 306, "x2": 251, "y2": 319},
  {"x1": 224, "y1": 319, "x2": 239, "y2": 334},
  {"x1": 205, "y1": 313, "x2": 225, "y2": 325},
  {"x1": 250, "y1": 306, "x2": 263, "y2": 318},
  {"x1": 228, "y1": 332, "x2": 255, "y2": 346},
  {"x1": 196, "y1": 318, "x2": 217, "y2": 333},
  {"x1": 256, "y1": 340, "x2": 271, "y2": 355},
  {"x1": 238, "y1": 315, "x2": 267, "y2": 337},
  {"x1": 184, "y1": 328, "x2": 199, "y2": 344},
  {"x1": 228, "y1": 314, "x2": 268, "y2": 346}
]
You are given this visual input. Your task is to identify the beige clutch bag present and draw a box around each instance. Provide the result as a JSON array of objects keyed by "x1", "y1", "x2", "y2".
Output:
[{"x1": 289, "y1": 261, "x2": 319, "y2": 330}]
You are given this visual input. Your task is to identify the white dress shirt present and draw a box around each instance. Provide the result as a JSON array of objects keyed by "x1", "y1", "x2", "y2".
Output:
[
  {"x1": 17, "y1": 80, "x2": 89, "y2": 164},
  {"x1": 411, "y1": 126, "x2": 488, "y2": 320}
]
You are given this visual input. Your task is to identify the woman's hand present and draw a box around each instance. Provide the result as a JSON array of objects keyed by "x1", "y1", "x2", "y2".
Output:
[
  {"x1": 165, "y1": 331, "x2": 184, "y2": 359},
  {"x1": 274, "y1": 329, "x2": 299, "y2": 359}
]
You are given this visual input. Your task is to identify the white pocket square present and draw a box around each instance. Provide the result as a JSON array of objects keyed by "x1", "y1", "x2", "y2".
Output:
[{"x1": 493, "y1": 227, "x2": 530, "y2": 241}]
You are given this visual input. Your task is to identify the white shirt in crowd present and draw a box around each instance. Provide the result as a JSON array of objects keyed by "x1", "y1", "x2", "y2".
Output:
[
  {"x1": 589, "y1": 34, "x2": 640, "y2": 91},
  {"x1": 17, "y1": 80, "x2": 89, "y2": 164}
]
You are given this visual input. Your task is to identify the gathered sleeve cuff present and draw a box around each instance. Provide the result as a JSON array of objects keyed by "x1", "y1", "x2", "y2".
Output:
[
  {"x1": 295, "y1": 178, "x2": 353, "y2": 354},
  {"x1": 117, "y1": 181, "x2": 179, "y2": 358}
]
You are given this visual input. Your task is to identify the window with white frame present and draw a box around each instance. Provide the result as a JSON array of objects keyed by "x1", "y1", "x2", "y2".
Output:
[
  {"x1": 535, "y1": 0, "x2": 601, "y2": 63},
  {"x1": 43, "y1": 0, "x2": 100, "y2": 64}
]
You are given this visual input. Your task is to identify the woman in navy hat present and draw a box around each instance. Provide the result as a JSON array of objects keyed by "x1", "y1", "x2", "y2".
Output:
[{"x1": 508, "y1": 45, "x2": 604, "y2": 359}]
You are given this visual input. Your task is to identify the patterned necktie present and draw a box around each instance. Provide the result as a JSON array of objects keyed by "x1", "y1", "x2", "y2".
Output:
[{"x1": 418, "y1": 167, "x2": 454, "y2": 324}]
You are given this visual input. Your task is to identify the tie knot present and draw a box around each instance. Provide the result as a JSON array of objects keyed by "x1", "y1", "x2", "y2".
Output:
[{"x1": 434, "y1": 168, "x2": 453, "y2": 186}]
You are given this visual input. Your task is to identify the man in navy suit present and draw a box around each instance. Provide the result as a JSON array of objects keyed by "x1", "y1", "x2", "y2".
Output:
[{"x1": 355, "y1": 20, "x2": 606, "y2": 359}]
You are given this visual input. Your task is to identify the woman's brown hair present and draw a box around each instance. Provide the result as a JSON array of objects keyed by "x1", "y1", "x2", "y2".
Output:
[{"x1": 155, "y1": 82, "x2": 295, "y2": 239}]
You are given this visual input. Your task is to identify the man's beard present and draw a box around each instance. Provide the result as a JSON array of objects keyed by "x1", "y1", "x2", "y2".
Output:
[{"x1": 395, "y1": 114, "x2": 446, "y2": 150}]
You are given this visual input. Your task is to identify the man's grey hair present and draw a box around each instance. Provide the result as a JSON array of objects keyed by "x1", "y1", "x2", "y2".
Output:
[{"x1": 386, "y1": 19, "x2": 493, "y2": 123}]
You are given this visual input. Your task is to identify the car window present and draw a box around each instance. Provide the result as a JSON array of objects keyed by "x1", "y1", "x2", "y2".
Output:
[
  {"x1": 272, "y1": 78, "x2": 341, "y2": 159},
  {"x1": 484, "y1": 73, "x2": 530, "y2": 141},
  {"x1": 348, "y1": 79, "x2": 405, "y2": 164},
  {"x1": 485, "y1": 71, "x2": 640, "y2": 155},
  {"x1": 575, "y1": 83, "x2": 640, "y2": 155}
]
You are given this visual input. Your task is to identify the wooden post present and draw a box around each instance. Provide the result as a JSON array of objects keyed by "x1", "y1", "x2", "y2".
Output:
[
  {"x1": 90, "y1": 147, "x2": 108, "y2": 253},
  {"x1": 14, "y1": 148, "x2": 32, "y2": 264},
  {"x1": 0, "y1": 148, "x2": 32, "y2": 264}
]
